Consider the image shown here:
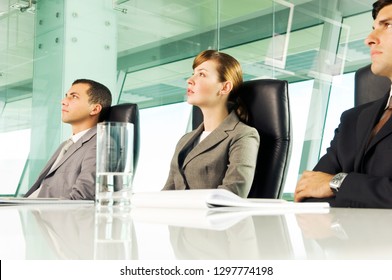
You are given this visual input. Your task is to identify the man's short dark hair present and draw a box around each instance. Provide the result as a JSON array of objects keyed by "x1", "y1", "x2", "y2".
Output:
[
  {"x1": 73, "y1": 79, "x2": 112, "y2": 109},
  {"x1": 372, "y1": 0, "x2": 392, "y2": 19}
]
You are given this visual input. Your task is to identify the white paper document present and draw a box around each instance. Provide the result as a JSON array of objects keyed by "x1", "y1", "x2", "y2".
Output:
[
  {"x1": 131, "y1": 189, "x2": 329, "y2": 210},
  {"x1": 0, "y1": 197, "x2": 94, "y2": 205}
]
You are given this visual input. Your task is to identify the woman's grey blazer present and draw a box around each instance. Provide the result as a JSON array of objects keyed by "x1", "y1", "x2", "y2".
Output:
[{"x1": 163, "y1": 111, "x2": 260, "y2": 198}]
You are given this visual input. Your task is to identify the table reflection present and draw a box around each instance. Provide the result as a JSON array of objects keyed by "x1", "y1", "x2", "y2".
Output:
[
  {"x1": 20, "y1": 205, "x2": 95, "y2": 259},
  {"x1": 295, "y1": 208, "x2": 392, "y2": 259},
  {"x1": 18, "y1": 205, "x2": 137, "y2": 260},
  {"x1": 2, "y1": 204, "x2": 392, "y2": 260},
  {"x1": 132, "y1": 207, "x2": 300, "y2": 260},
  {"x1": 94, "y1": 207, "x2": 138, "y2": 260},
  {"x1": 169, "y1": 216, "x2": 259, "y2": 259}
]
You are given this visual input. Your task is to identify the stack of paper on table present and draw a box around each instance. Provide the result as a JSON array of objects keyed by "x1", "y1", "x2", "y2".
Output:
[{"x1": 131, "y1": 188, "x2": 329, "y2": 210}]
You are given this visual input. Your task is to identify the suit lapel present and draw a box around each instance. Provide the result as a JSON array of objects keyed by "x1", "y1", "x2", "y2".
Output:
[
  {"x1": 367, "y1": 112, "x2": 392, "y2": 149},
  {"x1": 47, "y1": 127, "x2": 97, "y2": 175},
  {"x1": 25, "y1": 127, "x2": 97, "y2": 197},
  {"x1": 25, "y1": 161, "x2": 55, "y2": 196},
  {"x1": 25, "y1": 142, "x2": 67, "y2": 196},
  {"x1": 182, "y1": 111, "x2": 239, "y2": 167},
  {"x1": 365, "y1": 93, "x2": 391, "y2": 151},
  {"x1": 183, "y1": 128, "x2": 228, "y2": 167},
  {"x1": 354, "y1": 94, "x2": 389, "y2": 170}
]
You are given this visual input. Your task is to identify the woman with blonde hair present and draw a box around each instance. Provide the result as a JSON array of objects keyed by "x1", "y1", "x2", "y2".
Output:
[{"x1": 163, "y1": 50, "x2": 260, "y2": 198}]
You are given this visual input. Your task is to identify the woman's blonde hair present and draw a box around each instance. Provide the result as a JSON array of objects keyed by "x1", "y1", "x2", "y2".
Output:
[{"x1": 192, "y1": 49, "x2": 247, "y2": 122}]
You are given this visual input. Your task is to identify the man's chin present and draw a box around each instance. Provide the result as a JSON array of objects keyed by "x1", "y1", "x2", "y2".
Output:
[{"x1": 370, "y1": 64, "x2": 389, "y2": 78}]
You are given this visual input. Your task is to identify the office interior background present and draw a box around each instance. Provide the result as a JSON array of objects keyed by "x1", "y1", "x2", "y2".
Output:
[{"x1": 0, "y1": 0, "x2": 375, "y2": 198}]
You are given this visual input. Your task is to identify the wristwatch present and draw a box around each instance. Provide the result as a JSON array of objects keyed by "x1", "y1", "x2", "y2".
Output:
[{"x1": 329, "y1": 172, "x2": 348, "y2": 194}]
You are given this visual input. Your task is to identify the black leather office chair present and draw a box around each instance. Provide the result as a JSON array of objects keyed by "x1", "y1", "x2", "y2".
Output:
[
  {"x1": 100, "y1": 103, "x2": 140, "y2": 172},
  {"x1": 354, "y1": 64, "x2": 390, "y2": 106},
  {"x1": 192, "y1": 79, "x2": 292, "y2": 198}
]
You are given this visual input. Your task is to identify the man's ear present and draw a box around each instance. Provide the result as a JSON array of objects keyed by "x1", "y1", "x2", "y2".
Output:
[
  {"x1": 90, "y1": 104, "x2": 102, "y2": 116},
  {"x1": 220, "y1": 81, "x2": 233, "y2": 96}
]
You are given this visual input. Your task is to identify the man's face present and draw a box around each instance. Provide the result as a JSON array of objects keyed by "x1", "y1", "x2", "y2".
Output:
[
  {"x1": 61, "y1": 83, "x2": 95, "y2": 126},
  {"x1": 365, "y1": 4, "x2": 392, "y2": 80}
]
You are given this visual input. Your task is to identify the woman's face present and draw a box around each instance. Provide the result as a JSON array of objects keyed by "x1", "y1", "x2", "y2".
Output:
[{"x1": 186, "y1": 59, "x2": 225, "y2": 108}]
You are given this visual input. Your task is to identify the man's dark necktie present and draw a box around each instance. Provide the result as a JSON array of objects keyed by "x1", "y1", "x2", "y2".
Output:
[{"x1": 369, "y1": 98, "x2": 392, "y2": 143}]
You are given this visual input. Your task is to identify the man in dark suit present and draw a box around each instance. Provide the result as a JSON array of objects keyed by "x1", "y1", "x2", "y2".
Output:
[
  {"x1": 24, "y1": 79, "x2": 112, "y2": 200},
  {"x1": 295, "y1": 0, "x2": 392, "y2": 208}
]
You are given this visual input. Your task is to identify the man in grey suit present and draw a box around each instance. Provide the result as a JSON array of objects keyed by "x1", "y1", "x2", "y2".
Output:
[{"x1": 24, "y1": 79, "x2": 112, "y2": 200}]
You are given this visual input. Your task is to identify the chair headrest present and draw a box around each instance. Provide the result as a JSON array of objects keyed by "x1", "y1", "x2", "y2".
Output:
[
  {"x1": 100, "y1": 103, "x2": 139, "y2": 123},
  {"x1": 240, "y1": 79, "x2": 290, "y2": 140},
  {"x1": 99, "y1": 103, "x2": 140, "y2": 172},
  {"x1": 355, "y1": 64, "x2": 390, "y2": 106}
]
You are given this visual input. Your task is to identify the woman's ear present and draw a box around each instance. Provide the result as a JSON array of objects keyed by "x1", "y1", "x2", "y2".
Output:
[{"x1": 220, "y1": 81, "x2": 233, "y2": 96}]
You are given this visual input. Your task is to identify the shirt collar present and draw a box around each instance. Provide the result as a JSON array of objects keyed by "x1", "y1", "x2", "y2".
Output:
[
  {"x1": 385, "y1": 85, "x2": 392, "y2": 110},
  {"x1": 70, "y1": 128, "x2": 91, "y2": 143}
]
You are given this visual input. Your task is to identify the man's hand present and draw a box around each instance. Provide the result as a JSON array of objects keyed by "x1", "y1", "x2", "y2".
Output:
[{"x1": 294, "y1": 170, "x2": 335, "y2": 202}]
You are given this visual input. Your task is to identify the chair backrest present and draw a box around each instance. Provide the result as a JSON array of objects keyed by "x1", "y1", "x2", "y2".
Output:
[
  {"x1": 354, "y1": 64, "x2": 390, "y2": 106},
  {"x1": 100, "y1": 103, "x2": 140, "y2": 172},
  {"x1": 192, "y1": 79, "x2": 292, "y2": 198}
]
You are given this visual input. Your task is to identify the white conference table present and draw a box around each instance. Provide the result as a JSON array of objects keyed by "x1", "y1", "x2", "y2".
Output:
[{"x1": 1, "y1": 203, "x2": 392, "y2": 260}]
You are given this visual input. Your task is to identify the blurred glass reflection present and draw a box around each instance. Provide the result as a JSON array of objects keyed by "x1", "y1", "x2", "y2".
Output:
[{"x1": 94, "y1": 207, "x2": 138, "y2": 260}]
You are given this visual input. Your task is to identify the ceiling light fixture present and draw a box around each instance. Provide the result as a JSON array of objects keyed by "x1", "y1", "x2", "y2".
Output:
[{"x1": 10, "y1": 0, "x2": 36, "y2": 13}]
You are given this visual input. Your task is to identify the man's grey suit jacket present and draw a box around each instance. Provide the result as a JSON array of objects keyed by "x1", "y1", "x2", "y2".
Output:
[
  {"x1": 24, "y1": 127, "x2": 97, "y2": 200},
  {"x1": 163, "y1": 111, "x2": 260, "y2": 198}
]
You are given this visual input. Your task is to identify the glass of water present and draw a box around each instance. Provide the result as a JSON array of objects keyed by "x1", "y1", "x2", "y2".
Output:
[{"x1": 96, "y1": 122, "x2": 134, "y2": 207}]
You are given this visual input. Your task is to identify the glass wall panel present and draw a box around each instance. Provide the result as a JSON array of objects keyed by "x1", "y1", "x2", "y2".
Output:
[
  {"x1": 284, "y1": 80, "x2": 313, "y2": 194},
  {"x1": 132, "y1": 102, "x2": 192, "y2": 192},
  {"x1": 0, "y1": 0, "x2": 376, "y2": 196},
  {"x1": 117, "y1": 0, "x2": 220, "y2": 107},
  {"x1": 0, "y1": 0, "x2": 35, "y2": 195},
  {"x1": 320, "y1": 73, "x2": 355, "y2": 157}
]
